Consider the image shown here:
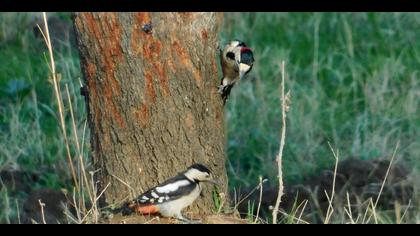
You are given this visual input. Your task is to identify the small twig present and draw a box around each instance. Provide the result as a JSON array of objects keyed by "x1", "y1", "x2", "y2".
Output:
[
  {"x1": 233, "y1": 188, "x2": 238, "y2": 211},
  {"x1": 65, "y1": 83, "x2": 81, "y2": 155},
  {"x1": 324, "y1": 142, "x2": 339, "y2": 224},
  {"x1": 374, "y1": 142, "x2": 399, "y2": 209},
  {"x1": 36, "y1": 24, "x2": 48, "y2": 49},
  {"x1": 110, "y1": 174, "x2": 134, "y2": 191},
  {"x1": 65, "y1": 84, "x2": 94, "y2": 210},
  {"x1": 254, "y1": 176, "x2": 264, "y2": 223},
  {"x1": 144, "y1": 216, "x2": 161, "y2": 224},
  {"x1": 233, "y1": 179, "x2": 267, "y2": 210},
  {"x1": 40, "y1": 12, "x2": 79, "y2": 194},
  {"x1": 63, "y1": 207, "x2": 79, "y2": 224},
  {"x1": 361, "y1": 198, "x2": 372, "y2": 224},
  {"x1": 399, "y1": 199, "x2": 412, "y2": 224},
  {"x1": 355, "y1": 215, "x2": 361, "y2": 224},
  {"x1": 15, "y1": 199, "x2": 21, "y2": 224},
  {"x1": 324, "y1": 190, "x2": 333, "y2": 222},
  {"x1": 272, "y1": 61, "x2": 289, "y2": 224},
  {"x1": 81, "y1": 119, "x2": 87, "y2": 156},
  {"x1": 367, "y1": 198, "x2": 377, "y2": 224},
  {"x1": 297, "y1": 199, "x2": 308, "y2": 224},
  {"x1": 394, "y1": 201, "x2": 401, "y2": 224},
  {"x1": 90, "y1": 171, "x2": 100, "y2": 223},
  {"x1": 80, "y1": 182, "x2": 111, "y2": 224},
  {"x1": 369, "y1": 142, "x2": 399, "y2": 224},
  {"x1": 277, "y1": 210, "x2": 310, "y2": 224},
  {"x1": 344, "y1": 208, "x2": 354, "y2": 224},
  {"x1": 345, "y1": 192, "x2": 356, "y2": 224},
  {"x1": 38, "y1": 199, "x2": 46, "y2": 224},
  {"x1": 71, "y1": 187, "x2": 82, "y2": 222}
]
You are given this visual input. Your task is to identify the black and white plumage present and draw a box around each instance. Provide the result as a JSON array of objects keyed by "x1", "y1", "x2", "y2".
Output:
[
  {"x1": 219, "y1": 40, "x2": 254, "y2": 104},
  {"x1": 122, "y1": 164, "x2": 218, "y2": 222}
]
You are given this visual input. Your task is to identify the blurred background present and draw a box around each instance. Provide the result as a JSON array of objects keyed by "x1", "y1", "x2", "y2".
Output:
[{"x1": 0, "y1": 12, "x2": 418, "y2": 223}]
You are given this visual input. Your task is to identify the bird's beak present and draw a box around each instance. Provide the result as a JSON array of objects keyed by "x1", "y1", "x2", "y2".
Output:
[{"x1": 239, "y1": 63, "x2": 250, "y2": 80}]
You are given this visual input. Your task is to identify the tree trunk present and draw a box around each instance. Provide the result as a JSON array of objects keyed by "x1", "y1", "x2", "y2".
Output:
[{"x1": 73, "y1": 12, "x2": 226, "y2": 217}]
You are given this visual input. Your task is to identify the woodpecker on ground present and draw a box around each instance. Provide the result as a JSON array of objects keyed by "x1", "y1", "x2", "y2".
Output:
[
  {"x1": 219, "y1": 40, "x2": 254, "y2": 104},
  {"x1": 121, "y1": 164, "x2": 219, "y2": 223}
]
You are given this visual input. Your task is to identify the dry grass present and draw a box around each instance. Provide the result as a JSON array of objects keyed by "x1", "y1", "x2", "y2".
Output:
[
  {"x1": 321, "y1": 142, "x2": 402, "y2": 224},
  {"x1": 254, "y1": 176, "x2": 264, "y2": 223},
  {"x1": 36, "y1": 12, "x2": 101, "y2": 224},
  {"x1": 37, "y1": 13, "x2": 78, "y2": 189},
  {"x1": 323, "y1": 142, "x2": 339, "y2": 224},
  {"x1": 38, "y1": 199, "x2": 46, "y2": 224},
  {"x1": 272, "y1": 61, "x2": 289, "y2": 224}
]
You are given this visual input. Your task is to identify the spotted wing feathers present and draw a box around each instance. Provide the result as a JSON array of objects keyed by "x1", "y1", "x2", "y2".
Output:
[
  {"x1": 121, "y1": 175, "x2": 197, "y2": 215},
  {"x1": 137, "y1": 177, "x2": 195, "y2": 204}
]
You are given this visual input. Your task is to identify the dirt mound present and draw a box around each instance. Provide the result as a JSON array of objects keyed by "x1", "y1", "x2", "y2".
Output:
[
  {"x1": 236, "y1": 158, "x2": 414, "y2": 222},
  {"x1": 21, "y1": 188, "x2": 70, "y2": 224},
  {"x1": 0, "y1": 170, "x2": 39, "y2": 193}
]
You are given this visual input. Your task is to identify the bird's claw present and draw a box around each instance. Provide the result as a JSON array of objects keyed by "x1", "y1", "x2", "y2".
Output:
[{"x1": 217, "y1": 85, "x2": 224, "y2": 94}]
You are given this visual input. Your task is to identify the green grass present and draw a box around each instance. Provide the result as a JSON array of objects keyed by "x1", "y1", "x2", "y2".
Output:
[
  {"x1": 0, "y1": 13, "x2": 85, "y2": 223},
  {"x1": 0, "y1": 12, "x2": 419, "y2": 223},
  {"x1": 222, "y1": 13, "x2": 419, "y2": 185}
]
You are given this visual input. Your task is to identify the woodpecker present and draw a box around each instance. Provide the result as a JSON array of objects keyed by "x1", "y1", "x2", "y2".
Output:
[
  {"x1": 219, "y1": 40, "x2": 254, "y2": 104},
  {"x1": 121, "y1": 164, "x2": 219, "y2": 223}
]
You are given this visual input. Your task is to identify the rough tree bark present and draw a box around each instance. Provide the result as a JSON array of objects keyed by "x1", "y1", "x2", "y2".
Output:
[{"x1": 73, "y1": 12, "x2": 227, "y2": 217}]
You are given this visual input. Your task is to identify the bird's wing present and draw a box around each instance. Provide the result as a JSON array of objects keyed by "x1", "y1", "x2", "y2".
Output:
[{"x1": 135, "y1": 176, "x2": 196, "y2": 205}]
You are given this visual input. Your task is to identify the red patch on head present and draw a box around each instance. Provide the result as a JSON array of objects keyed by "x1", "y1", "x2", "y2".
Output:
[{"x1": 241, "y1": 47, "x2": 252, "y2": 53}]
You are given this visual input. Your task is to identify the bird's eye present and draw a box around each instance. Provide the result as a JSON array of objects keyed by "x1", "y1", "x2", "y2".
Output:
[{"x1": 226, "y1": 52, "x2": 235, "y2": 60}]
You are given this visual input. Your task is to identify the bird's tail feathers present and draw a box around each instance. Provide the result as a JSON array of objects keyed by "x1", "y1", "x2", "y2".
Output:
[{"x1": 115, "y1": 200, "x2": 160, "y2": 216}]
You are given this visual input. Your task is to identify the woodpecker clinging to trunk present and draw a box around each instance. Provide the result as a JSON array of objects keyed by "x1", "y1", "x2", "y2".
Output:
[
  {"x1": 120, "y1": 164, "x2": 219, "y2": 223},
  {"x1": 219, "y1": 40, "x2": 254, "y2": 104}
]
